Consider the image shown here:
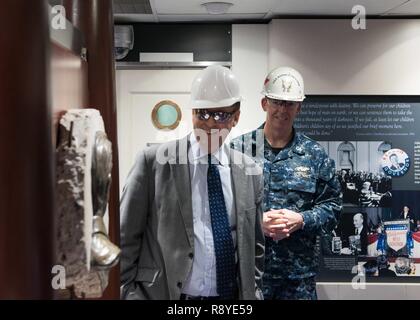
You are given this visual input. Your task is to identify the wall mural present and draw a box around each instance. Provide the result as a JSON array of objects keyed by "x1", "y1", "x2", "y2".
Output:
[{"x1": 296, "y1": 96, "x2": 420, "y2": 283}]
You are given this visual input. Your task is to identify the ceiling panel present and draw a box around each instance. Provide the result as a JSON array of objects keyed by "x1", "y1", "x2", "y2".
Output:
[
  {"x1": 114, "y1": 0, "x2": 418, "y2": 23},
  {"x1": 269, "y1": 0, "x2": 408, "y2": 15},
  {"x1": 384, "y1": 0, "x2": 420, "y2": 14},
  {"x1": 114, "y1": 13, "x2": 156, "y2": 22},
  {"x1": 157, "y1": 13, "x2": 267, "y2": 22},
  {"x1": 113, "y1": 0, "x2": 153, "y2": 14},
  {"x1": 154, "y1": 0, "x2": 271, "y2": 14}
]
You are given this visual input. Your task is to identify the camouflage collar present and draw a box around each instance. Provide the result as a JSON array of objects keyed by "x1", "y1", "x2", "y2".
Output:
[
  {"x1": 259, "y1": 122, "x2": 306, "y2": 157},
  {"x1": 291, "y1": 133, "x2": 306, "y2": 156}
]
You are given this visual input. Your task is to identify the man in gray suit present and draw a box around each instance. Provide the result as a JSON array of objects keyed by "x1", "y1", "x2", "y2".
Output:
[{"x1": 120, "y1": 65, "x2": 265, "y2": 300}]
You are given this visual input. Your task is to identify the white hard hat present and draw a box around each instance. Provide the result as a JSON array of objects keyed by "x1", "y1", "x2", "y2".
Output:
[
  {"x1": 261, "y1": 66, "x2": 305, "y2": 102},
  {"x1": 190, "y1": 65, "x2": 242, "y2": 109}
]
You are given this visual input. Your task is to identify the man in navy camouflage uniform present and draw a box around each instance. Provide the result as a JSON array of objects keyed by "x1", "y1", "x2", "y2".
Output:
[{"x1": 232, "y1": 67, "x2": 342, "y2": 300}]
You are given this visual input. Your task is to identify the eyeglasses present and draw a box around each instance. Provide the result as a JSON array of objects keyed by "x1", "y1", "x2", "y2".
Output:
[
  {"x1": 194, "y1": 109, "x2": 237, "y2": 123},
  {"x1": 267, "y1": 98, "x2": 298, "y2": 108}
]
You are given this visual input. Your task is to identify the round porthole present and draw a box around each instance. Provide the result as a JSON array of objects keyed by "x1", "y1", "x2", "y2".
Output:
[{"x1": 151, "y1": 100, "x2": 182, "y2": 130}]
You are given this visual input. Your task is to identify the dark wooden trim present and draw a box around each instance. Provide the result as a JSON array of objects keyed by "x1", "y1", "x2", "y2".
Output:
[
  {"x1": 51, "y1": 42, "x2": 89, "y2": 147},
  {"x1": 0, "y1": 0, "x2": 54, "y2": 299},
  {"x1": 64, "y1": 0, "x2": 120, "y2": 299}
]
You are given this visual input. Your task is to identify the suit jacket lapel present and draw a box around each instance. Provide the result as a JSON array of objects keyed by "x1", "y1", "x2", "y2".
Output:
[
  {"x1": 229, "y1": 151, "x2": 247, "y2": 248},
  {"x1": 169, "y1": 136, "x2": 194, "y2": 248}
]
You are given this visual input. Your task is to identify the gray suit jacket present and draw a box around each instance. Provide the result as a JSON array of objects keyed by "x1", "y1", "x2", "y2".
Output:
[{"x1": 120, "y1": 136, "x2": 265, "y2": 300}]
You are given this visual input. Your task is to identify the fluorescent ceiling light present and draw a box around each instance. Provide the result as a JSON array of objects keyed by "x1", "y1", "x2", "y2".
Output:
[{"x1": 201, "y1": 2, "x2": 233, "y2": 15}]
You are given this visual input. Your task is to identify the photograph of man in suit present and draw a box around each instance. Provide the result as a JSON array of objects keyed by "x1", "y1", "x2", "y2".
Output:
[
  {"x1": 353, "y1": 213, "x2": 368, "y2": 255},
  {"x1": 399, "y1": 205, "x2": 415, "y2": 231},
  {"x1": 389, "y1": 153, "x2": 404, "y2": 171},
  {"x1": 120, "y1": 65, "x2": 265, "y2": 300},
  {"x1": 400, "y1": 205, "x2": 413, "y2": 220}
]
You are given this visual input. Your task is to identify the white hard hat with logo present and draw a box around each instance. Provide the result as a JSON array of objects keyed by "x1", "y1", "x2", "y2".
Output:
[
  {"x1": 190, "y1": 65, "x2": 242, "y2": 109},
  {"x1": 261, "y1": 66, "x2": 305, "y2": 102}
]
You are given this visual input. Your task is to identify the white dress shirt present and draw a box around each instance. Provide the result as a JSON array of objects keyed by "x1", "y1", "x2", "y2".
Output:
[{"x1": 182, "y1": 133, "x2": 237, "y2": 297}]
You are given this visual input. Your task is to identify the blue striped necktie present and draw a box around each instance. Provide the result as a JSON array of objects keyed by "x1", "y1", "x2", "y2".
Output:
[{"x1": 207, "y1": 155, "x2": 236, "y2": 299}]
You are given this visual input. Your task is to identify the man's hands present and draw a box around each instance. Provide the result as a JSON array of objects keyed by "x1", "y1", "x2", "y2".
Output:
[
  {"x1": 263, "y1": 211, "x2": 290, "y2": 240},
  {"x1": 263, "y1": 209, "x2": 304, "y2": 241}
]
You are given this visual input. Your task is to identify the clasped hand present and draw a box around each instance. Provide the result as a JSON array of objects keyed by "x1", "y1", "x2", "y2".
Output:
[{"x1": 262, "y1": 209, "x2": 304, "y2": 241}]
